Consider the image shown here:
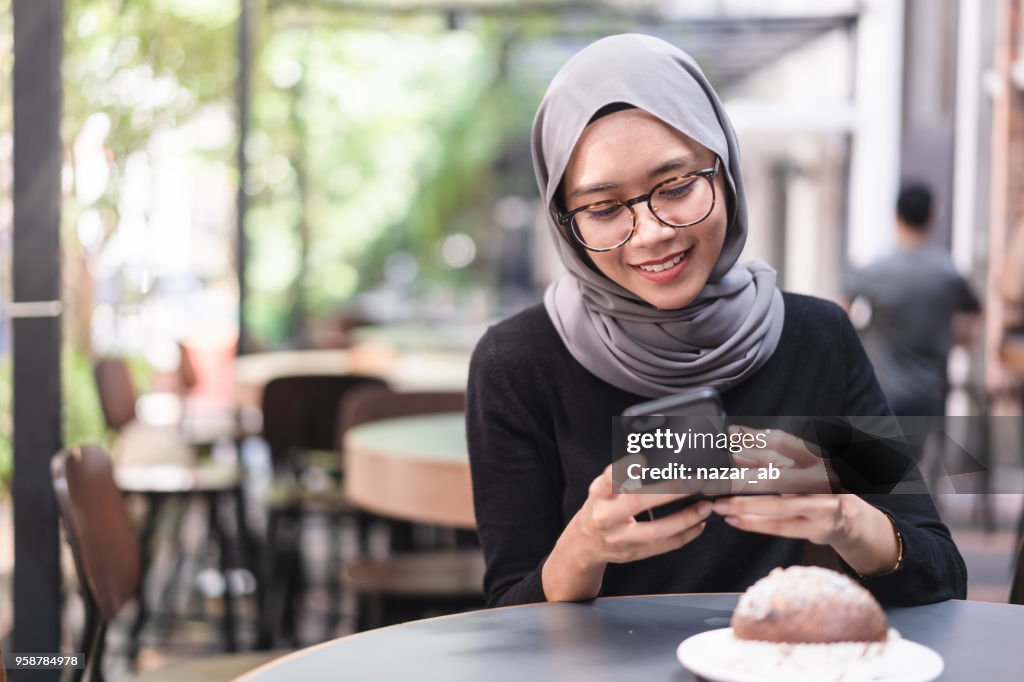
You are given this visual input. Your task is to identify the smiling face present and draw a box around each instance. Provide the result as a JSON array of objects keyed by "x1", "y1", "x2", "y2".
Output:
[{"x1": 561, "y1": 108, "x2": 729, "y2": 310}]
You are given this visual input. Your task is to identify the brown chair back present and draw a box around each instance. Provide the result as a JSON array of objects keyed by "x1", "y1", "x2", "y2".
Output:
[
  {"x1": 1012, "y1": 536, "x2": 1024, "y2": 605},
  {"x1": 261, "y1": 375, "x2": 388, "y2": 469},
  {"x1": 339, "y1": 387, "x2": 466, "y2": 436},
  {"x1": 51, "y1": 446, "x2": 141, "y2": 623},
  {"x1": 178, "y1": 341, "x2": 199, "y2": 392},
  {"x1": 93, "y1": 358, "x2": 138, "y2": 432}
]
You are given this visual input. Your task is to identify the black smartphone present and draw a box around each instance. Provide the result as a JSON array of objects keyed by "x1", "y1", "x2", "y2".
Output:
[
  {"x1": 621, "y1": 387, "x2": 731, "y2": 514},
  {"x1": 622, "y1": 386, "x2": 725, "y2": 419}
]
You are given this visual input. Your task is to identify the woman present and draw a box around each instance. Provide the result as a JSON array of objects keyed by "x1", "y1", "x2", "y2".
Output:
[{"x1": 467, "y1": 34, "x2": 965, "y2": 608}]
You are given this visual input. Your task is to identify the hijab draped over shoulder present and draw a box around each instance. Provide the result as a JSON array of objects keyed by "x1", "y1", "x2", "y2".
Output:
[{"x1": 532, "y1": 34, "x2": 785, "y2": 397}]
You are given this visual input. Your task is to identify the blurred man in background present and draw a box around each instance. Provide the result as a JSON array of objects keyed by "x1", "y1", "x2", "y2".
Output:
[{"x1": 846, "y1": 183, "x2": 981, "y2": 417}]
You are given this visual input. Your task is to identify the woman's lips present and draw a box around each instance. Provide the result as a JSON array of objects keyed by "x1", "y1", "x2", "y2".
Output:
[{"x1": 632, "y1": 247, "x2": 692, "y2": 282}]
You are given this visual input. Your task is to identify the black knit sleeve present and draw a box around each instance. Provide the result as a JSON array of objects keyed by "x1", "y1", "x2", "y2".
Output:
[
  {"x1": 837, "y1": 308, "x2": 968, "y2": 604},
  {"x1": 466, "y1": 328, "x2": 564, "y2": 607}
]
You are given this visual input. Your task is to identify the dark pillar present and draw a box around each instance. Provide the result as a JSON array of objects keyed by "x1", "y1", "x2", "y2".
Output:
[{"x1": 11, "y1": 0, "x2": 64, "y2": 679}]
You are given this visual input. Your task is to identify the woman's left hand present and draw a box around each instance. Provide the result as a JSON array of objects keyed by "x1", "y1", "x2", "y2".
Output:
[
  {"x1": 713, "y1": 494, "x2": 850, "y2": 545},
  {"x1": 712, "y1": 493, "x2": 901, "y2": 577},
  {"x1": 729, "y1": 426, "x2": 835, "y2": 494}
]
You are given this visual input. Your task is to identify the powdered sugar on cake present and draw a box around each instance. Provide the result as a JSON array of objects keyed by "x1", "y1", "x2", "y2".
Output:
[{"x1": 735, "y1": 566, "x2": 880, "y2": 625}]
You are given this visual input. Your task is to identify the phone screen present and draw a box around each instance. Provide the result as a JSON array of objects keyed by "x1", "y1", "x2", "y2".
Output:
[{"x1": 620, "y1": 387, "x2": 734, "y2": 503}]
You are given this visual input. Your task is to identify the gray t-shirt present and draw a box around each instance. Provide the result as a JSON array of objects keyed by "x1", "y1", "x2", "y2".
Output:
[{"x1": 846, "y1": 246, "x2": 980, "y2": 415}]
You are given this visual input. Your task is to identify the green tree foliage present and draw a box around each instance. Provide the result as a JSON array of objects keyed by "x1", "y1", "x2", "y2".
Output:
[
  {"x1": 246, "y1": 18, "x2": 525, "y2": 345},
  {"x1": 61, "y1": 1, "x2": 544, "y2": 350},
  {"x1": 1, "y1": 2, "x2": 562, "y2": 489}
]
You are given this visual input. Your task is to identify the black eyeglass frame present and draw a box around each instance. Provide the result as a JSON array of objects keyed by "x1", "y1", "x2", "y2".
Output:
[{"x1": 556, "y1": 157, "x2": 721, "y2": 252}]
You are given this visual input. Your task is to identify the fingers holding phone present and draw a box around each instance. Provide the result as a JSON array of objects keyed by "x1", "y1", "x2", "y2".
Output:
[
  {"x1": 573, "y1": 461, "x2": 711, "y2": 566},
  {"x1": 729, "y1": 426, "x2": 836, "y2": 494}
]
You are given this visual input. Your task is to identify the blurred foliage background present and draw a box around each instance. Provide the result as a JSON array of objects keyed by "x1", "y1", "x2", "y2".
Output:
[{"x1": 0, "y1": 0, "x2": 573, "y2": 489}]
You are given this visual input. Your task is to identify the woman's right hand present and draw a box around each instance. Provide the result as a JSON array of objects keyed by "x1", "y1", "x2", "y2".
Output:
[{"x1": 541, "y1": 460, "x2": 712, "y2": 602}]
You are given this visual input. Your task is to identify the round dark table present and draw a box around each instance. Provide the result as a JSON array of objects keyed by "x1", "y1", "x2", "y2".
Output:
[{"x1": 238, "y1": 595, "x2": 1024, "y2": 681}]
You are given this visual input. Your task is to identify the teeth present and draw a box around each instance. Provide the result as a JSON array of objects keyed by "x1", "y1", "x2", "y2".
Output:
[{"x1": 637, "y1": 252, "x2": 685, "y2": 273}]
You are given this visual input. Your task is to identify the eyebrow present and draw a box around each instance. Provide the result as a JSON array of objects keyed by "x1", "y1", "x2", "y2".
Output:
[{"x1": 568, "y1": 153, "x2": 704, "y2": 200}]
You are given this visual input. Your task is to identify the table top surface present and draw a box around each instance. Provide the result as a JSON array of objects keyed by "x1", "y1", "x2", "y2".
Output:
[
  {"x1": 233, "y1": 349, "x2": 470, "y2": 394},
  {"x1": 234, "y1": 348, "x2": 350, "y2": 377},
  {"x1": 345, "y1": 412, "x2": 467, "y2": 462},
  {"x1": 240, "y1": 594, "x2": 1024, "y2": 682},
  {"x1": 349, "y1": 323, "x2": 484, "y2": 352}
]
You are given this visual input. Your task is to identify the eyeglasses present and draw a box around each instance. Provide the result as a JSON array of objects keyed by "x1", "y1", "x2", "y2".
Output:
[{"x1": 557, "y1": 157, "x2": 721, "y2": 252}]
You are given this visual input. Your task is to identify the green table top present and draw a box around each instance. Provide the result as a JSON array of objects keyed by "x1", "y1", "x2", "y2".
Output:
[{"x1": 345, "y1": 412, "x2": 467, "y2": 462}]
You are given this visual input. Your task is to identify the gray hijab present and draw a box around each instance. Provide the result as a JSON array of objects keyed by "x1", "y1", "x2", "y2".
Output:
[{"x1": 532, "y1": 34, "x2": 785, "y2": 398}]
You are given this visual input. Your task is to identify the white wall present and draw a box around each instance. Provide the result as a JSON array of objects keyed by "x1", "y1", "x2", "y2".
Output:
[{"x1": 846, "y1": 0, "x2": 905, "y2": 268}]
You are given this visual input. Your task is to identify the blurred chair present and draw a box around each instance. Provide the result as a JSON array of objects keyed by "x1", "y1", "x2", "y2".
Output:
[
  {"x1": 92, "y1": 357, "x2": 251, "y2": 658},
  {"x1": 257, "y1": 374, "x2": 388, "y2": 648},
  {"x1": 341, "y1": 551, "x2": 485, "y2": 631},
  {"x1": 337, "y1": 387, "x2": 484, "y2": 631},
  {"x1": 178, "y1": 341, "x2": 199, "y2": 393},
  {"x1": 338, "y1": 386, "x2": 466, "y2": 431},
  {"x1": 261, "y1": 375, "x2": 387, "y2": 477},
  {"x1": 1011, "y1": 536, "x2": 1024, "y2": 605},
  {"x1": 95, "y1": 356, "x2": 240, "y2": 450},
  {"x1": 51, "y1": 446, "x2": 281, "y2": 682},
  {"x1": 94, "y1": 358, "x2": 138, "y2": 432}
]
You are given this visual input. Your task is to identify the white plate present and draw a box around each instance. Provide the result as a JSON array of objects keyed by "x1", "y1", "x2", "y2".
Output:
[{"x1": 676, "y1": 628, "x2": 944, "y2": 682}]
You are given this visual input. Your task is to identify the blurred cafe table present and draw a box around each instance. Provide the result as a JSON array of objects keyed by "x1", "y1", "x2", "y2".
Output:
[
  {"x1": 240, "y1": 594, "x2": 1024, "y2": 681},
  {"x1": 234, "y1": 347, "x2": 470, "y2": 409},
  {"x1": 348, "y1": 322, "x2": 485, "y2": 353},
  {"x1": 343, "y1": 412, "x2": 474, "y2": 529}
]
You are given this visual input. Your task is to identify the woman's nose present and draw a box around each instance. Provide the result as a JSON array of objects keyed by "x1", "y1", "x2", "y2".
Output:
[{"x1": 629, "y1": 203, "x2": 676, "y2": 248}]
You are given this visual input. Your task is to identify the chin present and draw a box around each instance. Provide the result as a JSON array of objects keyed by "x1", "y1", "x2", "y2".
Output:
[{"x1": 631, "y1": 279, "x2": 703, "y2": 310}]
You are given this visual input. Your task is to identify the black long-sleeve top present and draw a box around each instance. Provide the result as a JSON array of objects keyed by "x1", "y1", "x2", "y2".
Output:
[{"x1": 467, "y1": 293, "x2": 967, "y2": 608}]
